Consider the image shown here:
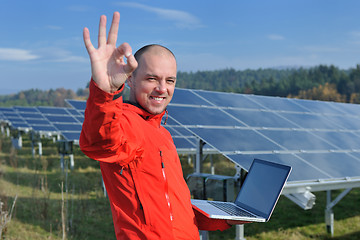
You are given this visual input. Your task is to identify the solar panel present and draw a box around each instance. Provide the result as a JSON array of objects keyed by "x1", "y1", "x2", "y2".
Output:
[
  {"x1": 224, "y1": 109, "x2": 297, "y2": 128},
  {"x1": 164, "y1": 125, "x2": 215, "y2": 153},
  {"x1": 67, "y1": 108, "x2": 82, "y2": 116},
  {"x1": 45, "y1": 115, "x2": 78, "y2": 123},
  {"x1": 66, "y1": 99, "x2": 86, "y2": 111},
  {"x1": 0, "y1": 105, "x2": 83, "y2": 144},
  {"x1": 166, "y1": 88, "x2": 360, "y2": 184},
  {"x1": 37, "y1": 106, "x2": 83, "y2": 143},
  {"x1": 53, "y1": 123, "x2": 82, "y2": 131},
  {"x1": 0, "y1": 107, "x2": 15, "y2": 113},
  {"x1": 14, "y1": 106, "x2": 57, "y2": 133},
  {"x1": 31, "y1": 125, "x2": 58, "y2": 132},
  {"x1": 61, "y1": 131, "x2": 81, "y2": 142},
  {"x1": 0, "y1": 108, "x2": 30, "y2": 130},
  {"x1": 167, "y1": 105, "x2": 244, "y2": 127},
  {"x1": 37, "y1": 106, "x2": 70, "y2": 115},
  {"x1": 13, "y1": 106, "x2": 39, "y2": 113}
]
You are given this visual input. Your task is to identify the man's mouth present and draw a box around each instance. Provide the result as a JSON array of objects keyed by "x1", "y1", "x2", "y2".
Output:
[{"x1": 150, "y1": 96, "x2": 165, "y2": 101}]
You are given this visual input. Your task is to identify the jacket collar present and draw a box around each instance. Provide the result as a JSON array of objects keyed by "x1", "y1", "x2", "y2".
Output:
[{"x1": 123, "y1": 101, "x2": 166, "y2": 127}]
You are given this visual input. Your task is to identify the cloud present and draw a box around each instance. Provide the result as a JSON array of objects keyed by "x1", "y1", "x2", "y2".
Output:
[
  {"x1": 267, "y1": 34, "x2": 285, "y2": 41},
  {"x1": 300, "y1": 45, "x2": 341, "y2": 53},
  {"x1": 0, "y1": 48, "x2": 40, "y2": 61},
  {"x1": 349, "y1": 31, "x2": 360, "y2": 38},
  {"x1": 36, "y1": 47, "x2": 88, "y2": 63},
  {"x1": 116, "y1": 2, "x2": 203, "y2": 29},
  {"x1": 348, "y1": 31, "x2": 360, "y2": 45}
]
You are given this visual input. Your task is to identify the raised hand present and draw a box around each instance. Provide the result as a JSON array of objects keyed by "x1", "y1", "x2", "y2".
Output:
[{"x1": 83, "y1": 12, "x2": 138, "y2": 93}]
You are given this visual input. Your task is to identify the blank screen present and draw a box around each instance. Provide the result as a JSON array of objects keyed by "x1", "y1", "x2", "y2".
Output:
[{"x1": 235, "y1": 159, "x2": 290, "y2": 218}]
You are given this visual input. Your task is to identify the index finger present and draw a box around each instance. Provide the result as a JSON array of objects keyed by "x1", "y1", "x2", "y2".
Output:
[
  {"x1": 107, "y1": 12, "x2": 120, "y2": 46},
  {"x1": 83, "y1": 27, "x2": 96, "y2": 55}
]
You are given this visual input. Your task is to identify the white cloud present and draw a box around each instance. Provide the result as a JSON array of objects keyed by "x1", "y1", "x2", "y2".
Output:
[
  {"x1": 0, "y1": 48, "x2": 40, "y2": 61},
  {"x1": 267, "y1": 34, "x2": 285, "y2": 41},
  {"x1": 300, "y1": 45, "x2": 341, "y2": 53},
  {"x1": 36, "y1": 47, "x2": 88, "y2": 63},
  {"x1": 349, "y1": 31, "x2": 360, "y2": 38},
  {"x1": 348, "y1": 31, "x2": 360, "y2": 45},
  {"x1": 116, "y1": 2, "x2": 203, "y2": 29}
]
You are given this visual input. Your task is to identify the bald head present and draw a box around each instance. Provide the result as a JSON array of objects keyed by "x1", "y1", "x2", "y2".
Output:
[{"x1": 133, "y1": 44, "x2": 176, "y2": 76}]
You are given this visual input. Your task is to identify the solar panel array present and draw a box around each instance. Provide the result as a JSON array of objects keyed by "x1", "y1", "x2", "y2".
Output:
[
  {"x1": 2, "y1": 88, "x2": 360, "y2": 184},
  {"x1": 0, "y1": 105, "x2": 84, "y2": 142},
  {"x1": 167, "y1": 88, "x2": 360, "y2": 183}
]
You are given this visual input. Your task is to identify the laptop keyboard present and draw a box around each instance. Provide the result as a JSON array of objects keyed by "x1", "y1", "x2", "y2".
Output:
[{"x1": 209, "y1": 201, "x2": 256, "y2": 218}]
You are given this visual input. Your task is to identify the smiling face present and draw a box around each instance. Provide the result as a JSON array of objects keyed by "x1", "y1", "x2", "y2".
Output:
[{"x1": 128, "y1": 46, "x2": 177, "y2": 115}]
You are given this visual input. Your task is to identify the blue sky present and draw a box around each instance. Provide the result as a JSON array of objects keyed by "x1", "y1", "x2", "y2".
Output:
[{"x1": 1, "y1": 0, "x2": 360, "y2": 94}]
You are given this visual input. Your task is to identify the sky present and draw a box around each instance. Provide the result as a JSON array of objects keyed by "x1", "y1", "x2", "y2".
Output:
[{"x1": 1, "y1": 0, "x2": 360, "y2": 95}]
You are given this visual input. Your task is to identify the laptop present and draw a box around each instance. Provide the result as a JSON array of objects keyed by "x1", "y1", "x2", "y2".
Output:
[{"x1": 191, "y1": 158, "x2": 291, "y2": 222}]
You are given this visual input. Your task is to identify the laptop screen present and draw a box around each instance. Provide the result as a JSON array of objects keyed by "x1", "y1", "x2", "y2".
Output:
[{"x1": 235, "y1": 159, "x2": 291, "y2": 219}]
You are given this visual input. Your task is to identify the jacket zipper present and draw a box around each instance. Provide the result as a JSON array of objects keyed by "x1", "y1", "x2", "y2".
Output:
[{"x1": 160, "y1": 150, "x2": 173, "y2": 221}]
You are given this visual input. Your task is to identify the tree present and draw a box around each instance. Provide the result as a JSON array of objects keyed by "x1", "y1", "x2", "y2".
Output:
[{"x1": 290, "y1": 83, "x2": 346, "y2": 102}]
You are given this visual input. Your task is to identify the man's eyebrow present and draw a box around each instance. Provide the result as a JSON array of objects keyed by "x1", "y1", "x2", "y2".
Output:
[
  {"x1": 145, "y1": 73, "x2": 158, "y2": 78},
  {"x1": 145, "y1": 74, "x2": 176, "y2": 80}
]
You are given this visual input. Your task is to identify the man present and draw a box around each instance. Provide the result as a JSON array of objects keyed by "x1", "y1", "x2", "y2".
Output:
[{"x1": 80, "y1": 12, "x2": 238, "y2": 239}]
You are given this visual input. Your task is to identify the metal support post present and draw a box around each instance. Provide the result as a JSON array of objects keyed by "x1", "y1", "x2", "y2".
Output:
[
  {"x1": 196, "y1": 139, "x2": 209, "y2": 240},
  {"x1": 102, "y1": 177, "x2": 107, "y2": 197},
  {"x1": 325, "y1": 207, "x2": 334, "y2": 236},
  {"x1": 38, "y1": 141, "x2": 42, "y2": 157},
  {"x1": 60, "y1": 154, "x2": 65, "y2": 171},
  {"x1": 325, "y1": 190, "x2": 334, "y2": 236},
  {"x1": 18, "y1": 132, "x2": 22, "y2": 148},
  {"x1": 325, "y1": 188, "x2": 352, "y2": 236},
  {"x1": 196, "y1": 139, "x2": 205, "y2": 173},
  {"x1": 210, "y1": 155, "x2": 214, "y2": 175},
  {"x1": 188, "y1": 154, "x2": 192, "y2": 165},
  {"x1": 235, "y1": 225, "x2": 246, "y2": 240},
  {"x1": 199, "y1": 230, "x2": 208, "y2": 240},
  {"x1": 31, "y1": 140, "x2": 35, "y2": 158},
  {"x1": 69, "y1": 154, "x2": 74, "y2": 170}
]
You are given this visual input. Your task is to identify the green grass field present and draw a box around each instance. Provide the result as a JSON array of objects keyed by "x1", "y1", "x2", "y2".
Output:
[{"x1": 0, "y1": 133, "x2": 359, "y2": 240}]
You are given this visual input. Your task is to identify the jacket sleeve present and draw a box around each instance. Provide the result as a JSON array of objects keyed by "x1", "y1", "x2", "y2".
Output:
[
  {"x1": 193, "y1": 207, "x2": 232, "y2": 231},
  {"x1": 79, "y1": 79, "x2": 143, "y2": 165}
]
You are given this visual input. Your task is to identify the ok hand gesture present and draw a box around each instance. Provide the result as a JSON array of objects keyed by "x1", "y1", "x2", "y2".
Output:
[{"x1": 83, "y1": 12, "x2": 138, "y2": 93}]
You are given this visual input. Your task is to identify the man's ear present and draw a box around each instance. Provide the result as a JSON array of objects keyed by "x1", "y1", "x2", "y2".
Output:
[{"x1": 127, "y1": 74, "x2": 133, "y2": 88}]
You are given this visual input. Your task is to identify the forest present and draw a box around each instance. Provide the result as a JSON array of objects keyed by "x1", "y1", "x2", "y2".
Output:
[{"x1": 1, "y1": 64, "x2": 360, "y2": 106}]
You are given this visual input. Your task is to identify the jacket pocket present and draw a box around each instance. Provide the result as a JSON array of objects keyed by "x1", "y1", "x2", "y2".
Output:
[{"x1": 129, "y1": 163, "x2": 153, "y2": 226}]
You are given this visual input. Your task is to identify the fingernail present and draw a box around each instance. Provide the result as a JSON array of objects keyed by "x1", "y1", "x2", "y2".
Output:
[{"x1": 125, "y1": 52, "x2": 131, "y2": 57}]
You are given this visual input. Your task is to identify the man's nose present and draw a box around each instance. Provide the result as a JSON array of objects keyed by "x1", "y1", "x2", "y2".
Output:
[{"x1": 156, "y1": 80, "x2": 167, "y2": 93}]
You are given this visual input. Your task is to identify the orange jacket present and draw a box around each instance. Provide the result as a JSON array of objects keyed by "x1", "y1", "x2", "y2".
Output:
[{"x1": 80, "y1": 80, "x2": 230, "y2": 239}]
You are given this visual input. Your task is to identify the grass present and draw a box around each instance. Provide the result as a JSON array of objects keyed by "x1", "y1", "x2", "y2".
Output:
[{"x1": 0, "y1": 133, "x2": 360, "y2": 239}]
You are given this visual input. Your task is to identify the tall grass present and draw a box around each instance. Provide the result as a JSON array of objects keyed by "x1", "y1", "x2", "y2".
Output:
[{"x1": 0, "y1": 133, "x2": 359, "y2": 239}]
